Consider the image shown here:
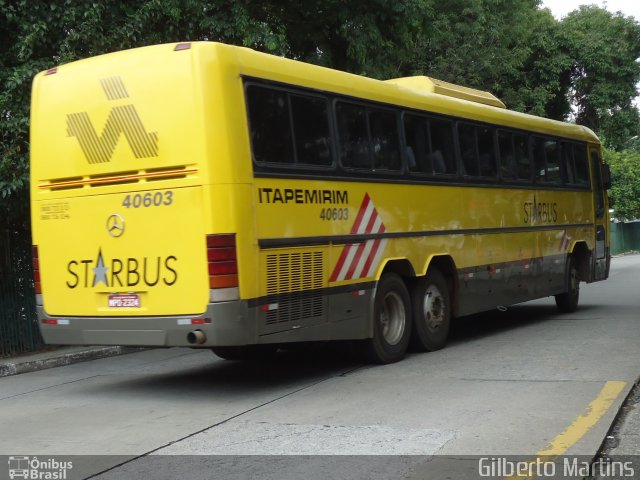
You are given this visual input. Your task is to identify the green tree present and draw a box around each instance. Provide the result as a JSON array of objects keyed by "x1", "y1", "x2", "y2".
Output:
[
  {"x1": 1, "y1": 0, "x2": 429, "y2": 198},
  {"x1": 3, "y1": 0, "x2": 640, "y2": 198},
  {"x1": 560, "y1": 6, "x2": 640, "y2": 150},
  {"x1": 604, "y1": 149, "x2": 640, "y2": 220},
  {"x1": 409, "y1": 0, "x2": 573, "y2": 117}
]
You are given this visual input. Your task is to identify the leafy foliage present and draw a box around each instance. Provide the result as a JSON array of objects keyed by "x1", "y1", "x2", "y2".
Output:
[
  {"x1": 1, "y1": 0, "x2": 640, "y2": 199},
  {"x1": 410, "y1": 0, "x2": 573, "y2": 118},
  {"x1": 605, "y1": 149, "x2": 640, "y2": 221},
  {"x1": 560, "y1": 6, "x2": 640, "y2": 151}
]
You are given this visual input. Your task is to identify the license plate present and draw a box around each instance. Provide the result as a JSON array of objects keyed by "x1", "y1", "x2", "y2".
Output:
[{"x1": 108, "y1": 294, "x2": 141, "y2": 308}]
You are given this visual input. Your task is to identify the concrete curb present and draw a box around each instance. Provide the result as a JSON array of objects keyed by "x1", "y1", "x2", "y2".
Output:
[{"x1": 0, "y1": 346, "x2": 144, "y2": 377}]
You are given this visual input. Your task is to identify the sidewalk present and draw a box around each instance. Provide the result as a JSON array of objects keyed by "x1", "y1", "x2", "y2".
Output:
[
  {"x1": 596, "y1": 378, "x2": 640, "y2": 466},
  {"x1": 0, "y1": 345, "x2": 142, "y2": 377}
]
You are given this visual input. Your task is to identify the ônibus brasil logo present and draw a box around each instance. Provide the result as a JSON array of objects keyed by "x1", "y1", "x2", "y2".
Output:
[
  {"x1": 7, "y1": 456, "x2": 73, "y2": 480},
  {"x1": 66, "y1": 76, "x2": 159, "y2": 164}
]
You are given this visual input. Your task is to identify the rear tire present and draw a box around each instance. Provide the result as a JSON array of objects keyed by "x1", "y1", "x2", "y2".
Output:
[
  {"x1": 362, "y1": 273, "x2": 412, "y2": 364},
  {"x1": 555, "y1": 255, "x2": 579, "y2": 313},
  {"x1": 410, "y1": 269, "x2": 451, "y2": 351}
]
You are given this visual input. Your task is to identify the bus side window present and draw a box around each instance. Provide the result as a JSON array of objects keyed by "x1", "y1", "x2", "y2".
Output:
[
  {"x1": 498, "y1": 130, "x2": 516, "y2": 179},
  {"x1": 336, "y1": 102, "x2": 371, "y2": 169},
  {"x1": 290, "y1": 94, "x2": 333, "y2": 166},
  {"x1": 573, "y1": 144, "x2": 590, "y2": 186},
  {"x1": 404, "y1": 114, "x2": 431, "y2": 174},
  {"x1": 544, "y1": 139, "x2": 561, "y2": 184},
  {"x1": 458, "y1": 123, "x2": 479, "y2": 176},
  {"x1": 532, "y1": 137, "x2": 546, "y2": 183},
  {"x1": 458, "y1": 123, "x2": 496, "y2": 178},
  {"x1": 561, "y1": 142, "x2": 576, "y2": 184},
  {"x1": 513, "y1": 133, "x2": 531, "y2": 180},
  {"x1": 369, "y1": 109, "x2": 401, "y2": 171},
  {"x1": 247, "y1": 86, "x2": 294, "y2": 164},
  {"x1": 430, "y1": 118, "x2": 456, "y2": 175},
  {"x1": 477, "y1": 126, "x2": 497, "y2": 177}
]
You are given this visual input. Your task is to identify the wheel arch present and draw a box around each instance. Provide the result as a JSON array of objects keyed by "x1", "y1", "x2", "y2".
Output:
[
  {"x1": 376, "y1": 258, "x2": 416, "y2": 279},
  {"x1": 569, "y1": 241, "x2": 592, "y2": 282}
]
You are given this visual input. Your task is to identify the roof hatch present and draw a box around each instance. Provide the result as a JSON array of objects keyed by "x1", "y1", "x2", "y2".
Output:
[{"x1": 385, "y1": 76, "x2": 506, "y2": 109}]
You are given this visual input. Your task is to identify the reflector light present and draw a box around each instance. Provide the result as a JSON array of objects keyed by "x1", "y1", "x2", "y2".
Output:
[
  {"x1": 44, "y1": 68, "x2": 58, "y2": 75},
  {"x1": 174, "y1": 43, "x2": 192, "y2": 51},
  {"x1": 177, "y1": 318, "x2": 211, "y2": 325},
  {"x1": 41, "y1": 319, "x2": 69, "y2": 325},
  {"x1": 260, "y1": 303, "x2": 279, "y2": 312}
]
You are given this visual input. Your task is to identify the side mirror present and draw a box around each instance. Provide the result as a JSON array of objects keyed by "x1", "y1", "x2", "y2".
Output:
[{"x1": 602, "y1": 164, "x2": 612, "y2": 190}]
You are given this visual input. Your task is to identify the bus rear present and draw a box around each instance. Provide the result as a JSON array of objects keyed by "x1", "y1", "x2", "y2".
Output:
[{"x1": 31, "y1": 43, "x2": 247, "y2": 347}]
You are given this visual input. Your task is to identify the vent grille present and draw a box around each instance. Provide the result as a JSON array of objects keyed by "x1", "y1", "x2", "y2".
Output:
[
  {"x1": 38, "y1": 166, "x2": 197, "y2": 190},
  {"x1": 265, "y1": 251, "x2": 324, "y2": 325}
]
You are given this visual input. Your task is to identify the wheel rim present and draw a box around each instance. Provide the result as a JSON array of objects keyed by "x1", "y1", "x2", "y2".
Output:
[
  {"x1": 423, "y1": 284, "x2": 445, "y2": 332},
  {"x1": 379, "y1": 291, "x2": 406, "y2": 345}
]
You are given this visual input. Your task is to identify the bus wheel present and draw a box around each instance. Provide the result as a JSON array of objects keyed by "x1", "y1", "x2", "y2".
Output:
[
  {"x1": 410, "y1": 269, "x2": 451, "y2": 351},
  {"x1": 555, "y1": 255, "x2": 579, "y2": 313},
  {"x1": 211, "y1": 345, "x2": 277, "y2": 361},
  {"x1": 363, "y1": 273, "x2": 412, "y2": 364}
]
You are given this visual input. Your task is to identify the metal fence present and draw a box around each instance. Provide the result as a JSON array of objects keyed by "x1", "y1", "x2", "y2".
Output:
[
  {"x1": 0, "y1": 190, "x2": 43, "y2": 357},
  {"x1": 610, "y1": 221, "x2": 640, "y2": 256}
]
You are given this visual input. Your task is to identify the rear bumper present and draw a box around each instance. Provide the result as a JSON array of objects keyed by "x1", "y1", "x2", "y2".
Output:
[
  {"x1": 37, "y1": 300, "x2": 256, "y2": 347},
  {"x1": 37, "y1": 287, "x2": 375, "y2": 347}
]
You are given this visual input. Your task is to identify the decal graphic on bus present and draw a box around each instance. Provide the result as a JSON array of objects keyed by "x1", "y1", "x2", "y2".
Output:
[
  {"x1": 66, "y1": 77, "x2": 159, "y2": 164},
  {"x1": 330, "y1": 193, "x2": 388, "y2": 282}
]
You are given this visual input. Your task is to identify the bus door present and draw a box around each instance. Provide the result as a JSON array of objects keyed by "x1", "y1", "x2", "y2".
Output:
[{"x1": 589, "y1": 148, "x2": 609, "y2": 281}]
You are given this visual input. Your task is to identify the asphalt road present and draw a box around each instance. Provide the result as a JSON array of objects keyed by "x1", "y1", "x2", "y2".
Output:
[{"x1": 1, "y1": 254, "x2": 639, "y2": 480}]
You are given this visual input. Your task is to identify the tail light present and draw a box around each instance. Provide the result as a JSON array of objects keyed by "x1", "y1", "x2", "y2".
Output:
[
  {"x1": 206, "y1": 235, "x2": 239, "y2": 300},
  {"x1": 32, "y1": 246, "x2": 41, "y2": 294}
]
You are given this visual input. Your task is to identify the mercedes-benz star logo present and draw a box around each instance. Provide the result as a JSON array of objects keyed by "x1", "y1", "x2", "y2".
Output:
[{"x1": 106, "y1": 213, "x2": 125, "y2": 238}]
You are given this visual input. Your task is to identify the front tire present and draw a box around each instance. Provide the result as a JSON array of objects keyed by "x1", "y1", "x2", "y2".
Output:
[
  {"x1": 362, "y1": 273, "x2": 412, "y2": 364},
  {"x1": 555, "y1": 255, "x2": 579, "y2": 313},
  {"x1": 410, "y1": 269, "x2": 451, "y2": 351}
]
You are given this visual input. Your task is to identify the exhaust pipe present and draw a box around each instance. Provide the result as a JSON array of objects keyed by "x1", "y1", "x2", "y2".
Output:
[{"x1": 187, "y1": 329, "x2": 206, "y2": 345}]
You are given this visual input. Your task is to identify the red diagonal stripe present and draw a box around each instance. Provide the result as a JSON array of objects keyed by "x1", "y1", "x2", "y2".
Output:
[
  {"x1": 329, "y1": 244, "x2": 352, "y2": 282},
  {"x1": 345, "y1": 241, "x2": 368, "y2": 279},
  {"x1": 361, "y1": 224, "x2": 386, "y2": 276},
  {"x1": 351, "y1": 193, "x2": 371, "y2": 234},
  {"x1": 364, "y1": 208, "x2": 379, "y2": 234}
]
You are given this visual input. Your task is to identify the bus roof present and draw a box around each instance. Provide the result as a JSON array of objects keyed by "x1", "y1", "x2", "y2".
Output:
[
  {"x1": 216, "y1": 42, "x2": 599, "y2": 145},
  {"x1": 37, "y1": 41, "x2": 600, "y2": 145}
]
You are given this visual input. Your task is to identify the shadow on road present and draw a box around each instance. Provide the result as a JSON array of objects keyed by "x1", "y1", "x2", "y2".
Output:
[
  {"x1": 86, "y1": 303, "x2": 604, "y2": 396},
  {"x1": 87, "y1": 343, "x2": 364, "y2": 398},
  {"x1": 447, "y1": 302, "x2": 601, "y2": 345}
]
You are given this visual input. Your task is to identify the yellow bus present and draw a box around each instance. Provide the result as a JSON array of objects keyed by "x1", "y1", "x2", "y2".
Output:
[{"x1": 30, "y1": 42, "x2": 611, "y2": 364}]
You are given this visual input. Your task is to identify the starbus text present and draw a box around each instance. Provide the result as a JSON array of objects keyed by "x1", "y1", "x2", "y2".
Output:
[
  {"x1": 66, "y1": 250, "x2": 178, "y2": 288},
  {"x1": 523, "y1": 196, "x2": 558, "y2": 224}
]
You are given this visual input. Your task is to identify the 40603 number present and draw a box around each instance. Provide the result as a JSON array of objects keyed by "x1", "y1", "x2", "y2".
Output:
[
  {"x1": 122, "y1": 191, "x2": 173, "y2": 209},
  {"x1": 320, "y1": 208, "x2": 349, "y2": 221}
]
